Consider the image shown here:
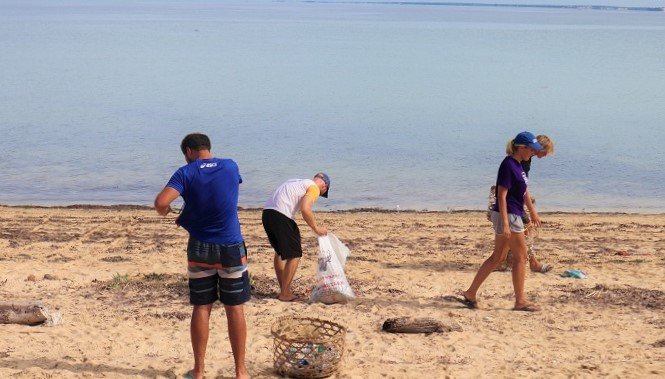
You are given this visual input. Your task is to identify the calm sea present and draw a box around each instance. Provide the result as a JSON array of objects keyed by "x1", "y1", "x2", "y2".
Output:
[{"x1": 1, "y1": 0, "x2": 664, "y2": 212}]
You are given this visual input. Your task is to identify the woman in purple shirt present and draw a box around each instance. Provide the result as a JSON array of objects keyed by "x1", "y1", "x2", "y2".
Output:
[
  {"x1": 461, "y1": 131, "x2": 543, "y2": 312},
  {"x1": 505, "y1": 134, "x2": 555, "y2": 273}
]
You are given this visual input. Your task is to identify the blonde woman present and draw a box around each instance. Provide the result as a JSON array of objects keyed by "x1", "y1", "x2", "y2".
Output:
[{"x1": 461, "y1": 131, "x2": 543, "y2": 312}]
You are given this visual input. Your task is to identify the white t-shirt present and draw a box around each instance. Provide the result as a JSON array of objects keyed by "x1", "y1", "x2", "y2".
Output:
[{"x1": 264, "y1": 179, "x2": 320, "y2": 219}]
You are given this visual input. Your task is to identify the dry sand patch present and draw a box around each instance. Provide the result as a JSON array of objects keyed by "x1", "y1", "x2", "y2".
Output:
[{"x1": 0, "y1": 206, "x2": 664, "y2": 378}]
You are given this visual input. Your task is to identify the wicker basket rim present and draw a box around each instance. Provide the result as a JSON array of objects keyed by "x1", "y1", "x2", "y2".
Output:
[{"x1": 271, "y1": 316, "x2": 347, "y2": 343}]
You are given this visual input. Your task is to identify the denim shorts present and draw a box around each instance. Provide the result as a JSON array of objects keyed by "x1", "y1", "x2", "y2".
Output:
[{"x1": 489, "y1": 210, "x2": 525, "y2": 234}]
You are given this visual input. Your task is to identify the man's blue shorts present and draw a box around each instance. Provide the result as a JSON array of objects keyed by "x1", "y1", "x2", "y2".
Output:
[
  {"x1": 188, "y1": 271, "x2": 250, "y2": 306},
  {"x1": 187, "y1": 237, "x2": 250, "y2": 306}
]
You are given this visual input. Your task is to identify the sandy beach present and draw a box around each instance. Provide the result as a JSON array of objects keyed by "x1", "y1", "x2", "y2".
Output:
[{"x1": 0, "y1": 205, "x2": 664, "y2": 378}]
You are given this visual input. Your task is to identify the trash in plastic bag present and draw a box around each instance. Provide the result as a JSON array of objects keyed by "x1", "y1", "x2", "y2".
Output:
[
  {"x1": 327, "y1": 233, "x2": 350, "y2": 267},
  {"x1": 309, "y1": 233, "x2": 354, "y2": 304}
]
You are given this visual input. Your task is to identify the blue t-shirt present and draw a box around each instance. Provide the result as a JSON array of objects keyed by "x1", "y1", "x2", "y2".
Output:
[
  {"x1": 492, "y1": 156, "x2": 528, "y2": 216},
  {"x1": 166, "y1": 158, "x2": 243, "y2": 245}
]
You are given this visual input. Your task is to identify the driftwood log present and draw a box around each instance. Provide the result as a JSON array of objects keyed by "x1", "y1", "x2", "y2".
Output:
[
  {"x1": 0, "y1": 301, "x2": 49, "y2": 325},
  {"x1": 382, "y1": 317, "x2": 460, "y2": 334}
]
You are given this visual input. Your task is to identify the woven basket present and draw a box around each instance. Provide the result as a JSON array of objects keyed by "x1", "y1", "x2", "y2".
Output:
[{"x1": 272, "y1": 316, "x2": 347, "y2": 378}]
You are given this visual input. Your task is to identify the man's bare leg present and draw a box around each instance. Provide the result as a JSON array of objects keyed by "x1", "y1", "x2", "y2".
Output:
[
  {"x1": 277, "y1": 257, "x2": 300, "y2": 301},
  {"x1": 190, "y1": 304, "x2": 213, "y2": 379},
  {"x1": 273, "y1": 253, "x2": 285, "y2": 289},
  {"x1": 224, "y1": 304, "x2": 250, "y2": 379}
]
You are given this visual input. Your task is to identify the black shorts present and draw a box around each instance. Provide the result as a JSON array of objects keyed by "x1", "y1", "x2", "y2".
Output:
[{"x1": 262, "y1": 209, "x2": 302, "y2": 260}]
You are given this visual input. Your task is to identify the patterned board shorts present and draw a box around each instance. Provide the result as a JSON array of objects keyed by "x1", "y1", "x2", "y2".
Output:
[{"x1": 186, "y1": 237, "x2": 250, "y2": 306}]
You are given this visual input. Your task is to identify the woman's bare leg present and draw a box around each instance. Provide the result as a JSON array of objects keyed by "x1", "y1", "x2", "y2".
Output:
[
  {"x1": 509, "y1": 232, "x2": 539, "y2": 310},
  {"x1": 464, "y1": 234, "x2": 510, "y2": 302},
  {"x1": 509, "y1": 232, "x2": 528, "y2": 305}
]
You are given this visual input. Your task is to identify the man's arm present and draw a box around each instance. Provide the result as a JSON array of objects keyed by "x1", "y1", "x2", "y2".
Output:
[
  {"x1": 299, "y1": 195, "x2": 327, "y2": 236},
  {"x1": 154, "y1": 187, "x2": 180, "y2": 216}
]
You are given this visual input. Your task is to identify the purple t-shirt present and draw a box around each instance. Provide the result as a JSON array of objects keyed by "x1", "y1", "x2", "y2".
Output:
[{"x1": 492, "y1": 156, "x2": 528, "y2": 216}]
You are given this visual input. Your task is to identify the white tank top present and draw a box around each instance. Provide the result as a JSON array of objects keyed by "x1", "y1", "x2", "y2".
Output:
[{"x1": 264, "y1": 179, "x2": 317, "y2": 219}]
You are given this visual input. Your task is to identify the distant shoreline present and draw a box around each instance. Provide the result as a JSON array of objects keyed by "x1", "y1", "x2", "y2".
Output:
[
  {"x1": 304, "y1": 1, "x2": 665, "y2": 12},
  {"x1": 1, "y1": 204, "x2": 663, "y2": 216}
]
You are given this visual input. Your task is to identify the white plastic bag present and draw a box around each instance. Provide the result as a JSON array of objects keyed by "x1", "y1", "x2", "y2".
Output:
[
  {"x1": 327, "y1": 233, "x2": 350, "y2": 267},
  {"x1": 309, "y1": 233, "x2": 354, "y2": 304}
]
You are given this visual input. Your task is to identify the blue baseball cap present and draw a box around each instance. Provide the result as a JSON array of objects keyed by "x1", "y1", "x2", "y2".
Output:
[
  {"x1": 315, "y1": 172, "x2": 331, "y2": 198},
  {"x1": 514, "y1": 131, "x2": 543, "y2": 151}
]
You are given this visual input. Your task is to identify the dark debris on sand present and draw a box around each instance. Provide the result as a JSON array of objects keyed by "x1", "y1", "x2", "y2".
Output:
[
  {"x1": 558, "y1": 284, "x2": 665, "y2": 310},
  {"x1": 250, "y1": 273, "x2": 278, "y2": 299},
  {"x1": 249, "y1": 273, "x2": 396, "y2": 300},
  {"x1": 91, "y1": 273, "x2": 189, "y2": 313},
  {"x1": 249, "y1": 273, "x2": 314, "y2": 300},
  {"x1": 150, "y1": 311, "x2": 190, "y2": 321},
  {"x1": 101, "y1": 255, "x2": 131, "y2": 262}
]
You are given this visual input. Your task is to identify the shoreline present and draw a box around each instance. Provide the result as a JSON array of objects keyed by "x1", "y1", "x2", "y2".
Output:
[
  {"x1": 304, "y1": 1, "x2": 665, "y2": 13},
  {"x1": 2, "y1": 203, "x2": 663, "y2": 216}
]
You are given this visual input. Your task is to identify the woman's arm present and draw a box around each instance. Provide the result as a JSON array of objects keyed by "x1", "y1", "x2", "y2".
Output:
[{"x1": 497, "y1": 185, "x2": 511, "y2": 236}]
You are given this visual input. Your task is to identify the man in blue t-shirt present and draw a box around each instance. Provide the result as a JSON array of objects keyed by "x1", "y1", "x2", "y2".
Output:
[{"x1": 154, "y1": 133, "x2": 249, "y2": 379}]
